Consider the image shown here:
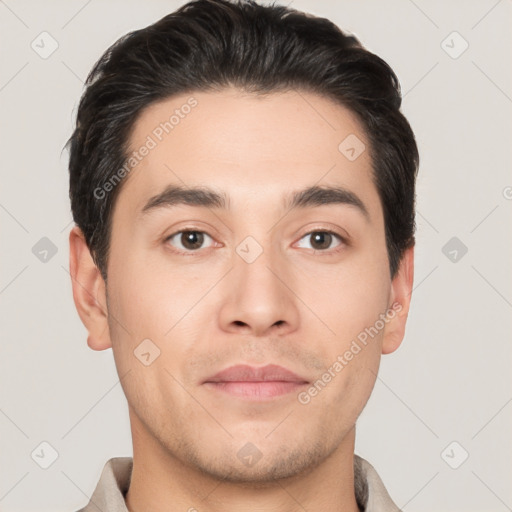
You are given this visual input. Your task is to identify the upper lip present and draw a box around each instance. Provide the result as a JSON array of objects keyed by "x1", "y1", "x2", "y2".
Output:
[{"x1": 203, "y1": 364, "x2": 309, "y2": 383}]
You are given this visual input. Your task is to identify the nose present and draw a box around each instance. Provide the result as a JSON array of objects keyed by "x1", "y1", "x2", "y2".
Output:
[{"x1": 218, "y1": 240, "x2": 300, "y2": 337}]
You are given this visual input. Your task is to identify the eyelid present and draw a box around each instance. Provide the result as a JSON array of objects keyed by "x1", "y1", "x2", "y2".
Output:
[
  {"x1": 163, "y1": 227, "x2": 218, "y2": 255},
  {"x1": 163, "y1": 224, "x2": 350, "y2": 256},
  {"x1": 294, "y1": 227, "x2": 348, "y2": 253},
  {"x1": 297, "y1": 224, "x2": 350, "y2": 244}
]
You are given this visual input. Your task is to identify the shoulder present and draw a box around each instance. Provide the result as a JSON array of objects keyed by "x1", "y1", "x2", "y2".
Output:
[
  {"x1": 74, "y1": 457, "x2": 133, "y2": 512},
  {"x1": 354, "y1": 454, "x2": 402, "y2": 512}
]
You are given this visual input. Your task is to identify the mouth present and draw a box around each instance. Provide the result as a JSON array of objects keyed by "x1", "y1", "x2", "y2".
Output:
[{"x1": 202, "y1": 364, "x2": 309, "y2": 400}]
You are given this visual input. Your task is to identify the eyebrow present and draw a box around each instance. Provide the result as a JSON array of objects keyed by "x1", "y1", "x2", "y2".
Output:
[{"x1": 139, "y1": 184, "x2": 369, "y2": 221}]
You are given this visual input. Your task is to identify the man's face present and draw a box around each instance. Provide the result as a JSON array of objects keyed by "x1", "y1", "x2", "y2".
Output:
[{"x1": 98, "y1": 88, "x2": 407, "y2": 481}]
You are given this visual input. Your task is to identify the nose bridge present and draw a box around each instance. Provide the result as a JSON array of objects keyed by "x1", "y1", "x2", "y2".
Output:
[
  {"x1": 234, "y1": 231, "x2": 284, "y2": 303},
  {"x1": 218, "y1": 229, "x2": 299, "y2": 335}
]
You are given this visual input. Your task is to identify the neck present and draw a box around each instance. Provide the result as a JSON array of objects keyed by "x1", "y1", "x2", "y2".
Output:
[{"x1": 125, "y1": 409, "x2": 360, "y2": 512}]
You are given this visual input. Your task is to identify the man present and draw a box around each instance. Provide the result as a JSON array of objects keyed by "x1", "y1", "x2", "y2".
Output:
[{"x1": 67, "y1": 0, "x2": 418, "y2": 510}]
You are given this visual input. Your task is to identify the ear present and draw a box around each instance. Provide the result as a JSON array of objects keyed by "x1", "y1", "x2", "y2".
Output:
[
  {"x1": 381, "y1": 245, "x2": 414, "y2": 355},
  {"x1": 68, "y1": 225, "x2": 112, "y2": 351}
]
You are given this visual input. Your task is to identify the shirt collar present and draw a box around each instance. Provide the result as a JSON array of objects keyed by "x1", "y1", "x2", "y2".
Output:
[{"x1": 77, "y1": 455, "x2": 401, "y2": 512}]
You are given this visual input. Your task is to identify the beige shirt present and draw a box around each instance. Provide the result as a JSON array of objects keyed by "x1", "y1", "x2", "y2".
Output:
[{"x1": 76, "y1": 455, "x2": 401, "y2": 512}]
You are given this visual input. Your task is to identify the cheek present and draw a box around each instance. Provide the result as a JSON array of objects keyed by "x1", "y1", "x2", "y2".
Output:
[
  {"x1": 295, "y1": 253, "x2": 390, "y2": 410},
  {"x1": 106, "y1": 252, "x2": 220, "y2": 389},
  {"x1": 108, "y1": 251, "x2": 197, "y2": 337},
  {"x1": 297, "y1": 255, "x2": 390, "y2": 341}
]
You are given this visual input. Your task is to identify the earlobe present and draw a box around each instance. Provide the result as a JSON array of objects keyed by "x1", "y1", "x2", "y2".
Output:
[
  {"x1": 69, "y1": 226, "x2": 112, "y2": 351},
  {"x1": 381, "y1": 245, "x2": 415, "y2": 355}
]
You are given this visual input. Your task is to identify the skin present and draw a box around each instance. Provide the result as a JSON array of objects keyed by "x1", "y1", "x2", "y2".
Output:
[{"x1": 69, "y1": 87, "x2": 414, "y2": 512}]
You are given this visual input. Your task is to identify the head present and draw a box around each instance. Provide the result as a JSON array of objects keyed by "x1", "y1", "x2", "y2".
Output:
[{"x1": 68, "y1": 0, "x2": 418, "y2": 482}]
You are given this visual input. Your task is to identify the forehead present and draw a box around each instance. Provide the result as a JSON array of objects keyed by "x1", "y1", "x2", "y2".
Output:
[{"x1": 114, "y1": 87, "x2": 380, "y2": 220}]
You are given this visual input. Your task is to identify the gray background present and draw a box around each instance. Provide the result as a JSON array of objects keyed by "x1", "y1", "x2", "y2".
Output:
[{"x1": 1, "y1": 1, "x2": 511, "y2": 511}]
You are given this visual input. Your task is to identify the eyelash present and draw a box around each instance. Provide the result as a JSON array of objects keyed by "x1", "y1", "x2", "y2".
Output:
[{"x1": 163, "y1": 227, "x2": 348, "y2": 256}]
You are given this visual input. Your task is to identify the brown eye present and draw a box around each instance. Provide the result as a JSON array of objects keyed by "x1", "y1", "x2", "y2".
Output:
[
  {"x1": 296, "y1": 230, "x2": 344, "y2": 252},
  {"x1": 165, "y1": 230, "x2": 214, "y2": 253}
]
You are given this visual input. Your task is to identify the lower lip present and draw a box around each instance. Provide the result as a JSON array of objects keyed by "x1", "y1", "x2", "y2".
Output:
[{"x1": 204, "y1": 381, "x2": 308, "y2": 399}]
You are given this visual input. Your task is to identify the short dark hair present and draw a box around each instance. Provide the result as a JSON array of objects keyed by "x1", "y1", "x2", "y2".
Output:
[{"x1": 66, "y1": 0, "x2": 419, "y2": 281}]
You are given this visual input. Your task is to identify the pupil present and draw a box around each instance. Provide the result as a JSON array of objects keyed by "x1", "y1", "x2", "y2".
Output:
[
  {"x1": 312, "y1": 232, "x2": 330, "y2": 250},
  {"x1": 179, "y1": 231, "x2": 332, "y2": 251},
  {"x1": 183, "y1": 231, "x2": 203, "y2": 249}
]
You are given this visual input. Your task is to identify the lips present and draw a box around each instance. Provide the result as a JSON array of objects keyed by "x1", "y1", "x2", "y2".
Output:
[
  {"x1": 203, "y1": 364, "x2": 309, "y2": 384},
  {"x1": 202, "y1": 364, "x2": 309, "y2": 399}
]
